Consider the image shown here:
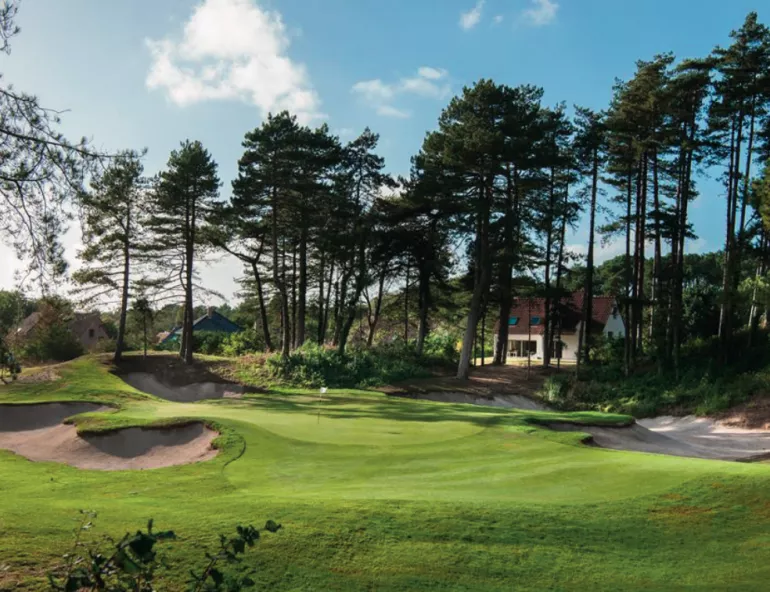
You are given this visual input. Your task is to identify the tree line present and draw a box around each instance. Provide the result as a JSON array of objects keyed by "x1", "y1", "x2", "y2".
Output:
[{"x1": 3, "y1": 1, "x2": 770, "y2": 381}]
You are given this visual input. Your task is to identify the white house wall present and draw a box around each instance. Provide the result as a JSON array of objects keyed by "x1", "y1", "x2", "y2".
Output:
[{"x1": 603, "y1": 310, "x2": 626, "y2": 337}]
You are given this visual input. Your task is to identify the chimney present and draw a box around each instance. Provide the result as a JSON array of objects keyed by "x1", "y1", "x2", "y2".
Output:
[{"x1": 207, "y1": 306, "x2": 215, "y2": 318}]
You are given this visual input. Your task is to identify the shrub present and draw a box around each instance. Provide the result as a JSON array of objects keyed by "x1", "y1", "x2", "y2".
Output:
[
  {"x1": 220, "y1": 329, "x2": 264, "y2": 357},
  {"x1": 265, "y1": 341, "x2": 437, "y2": 388},
  {"x1": 48, "y1": 511, "x2": 281, "y2": 592},
  {"x1": 540, "y1": 374, "x2": 571, "y2": 405},
  {"x1": 21, "y1": 322, "x2": 84, "y2": 363},
  {"x1": 193, "y1": 331, "x2": 230, "y2": 356}
]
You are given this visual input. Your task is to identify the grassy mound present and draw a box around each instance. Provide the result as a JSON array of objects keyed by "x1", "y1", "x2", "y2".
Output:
[{"x1": 1, "y1": 355, "x2": 770, "y2": 590}]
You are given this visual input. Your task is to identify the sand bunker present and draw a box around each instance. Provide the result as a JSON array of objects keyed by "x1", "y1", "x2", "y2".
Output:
[
  {"x1": 398, "y1": 391, "x2": 548, "y2": 411},
  {"x1": 549, "y1": 417, "x2": 770, "y2": 461},
  {"x1": 122, "y1": 373, "x2": 251, "y2": 402},
  {"x1": 0, "y1": 403, "x2": 218, "y2": 470},
  {"x1": 0, "y1": 402, "x2": 106, "y2": 431}
]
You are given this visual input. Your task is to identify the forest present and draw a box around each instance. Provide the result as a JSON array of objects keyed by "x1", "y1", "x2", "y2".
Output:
[{"x1": 2, "y1": 6, "x2": 770, "y2": 399}]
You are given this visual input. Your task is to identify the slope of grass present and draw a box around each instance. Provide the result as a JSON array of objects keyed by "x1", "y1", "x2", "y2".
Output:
[{"x1": 1, "y1": 355, "x2": 770, "y2": 590}]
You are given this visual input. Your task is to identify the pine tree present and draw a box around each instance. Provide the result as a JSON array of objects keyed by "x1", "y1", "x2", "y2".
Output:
[
  {"x1": 144, "y1": 141, "x2": 221, "y2": 364},
  {"x1": 572, "y1": 107, "x2": 607, "y2": 364},
  {"x1": 72, "y1": 151, "x2": 148, "y2": 362}
]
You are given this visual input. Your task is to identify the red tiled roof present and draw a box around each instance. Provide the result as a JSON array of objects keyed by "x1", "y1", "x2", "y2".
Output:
[{"x1": 502, "y1": 291, "x2": 619, "y2": 336}]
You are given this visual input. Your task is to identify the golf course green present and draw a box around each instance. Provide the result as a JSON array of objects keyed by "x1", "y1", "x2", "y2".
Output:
[{"x1": 2, "y1": 356, "x2": 770, "y2": 590}]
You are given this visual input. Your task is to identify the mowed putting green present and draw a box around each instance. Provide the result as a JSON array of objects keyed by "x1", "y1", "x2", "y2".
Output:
[{"x1": 2, "y1": 357, "x2": 770, "y2": 590}]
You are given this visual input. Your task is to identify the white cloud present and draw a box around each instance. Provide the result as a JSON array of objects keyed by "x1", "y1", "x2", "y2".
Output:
[
  {"x1": 351, "y1": 79, "x2": 395, "y2": 103},
  {"x1": 522, "y1": 0, "x2": 559, "y2": 27},
  {"x1": 418, "y1": 66, "x2": 447, "y2": 80},
  {"x1": 351, "y1": 67, "x2": 450, "y2": 118},
  {"x1": 145, "y1": 0, "x2": 322, "y2": 123},
  {"x1": 376, "y1": 105, "x2": 411, "y2": 119},
  {"x1": 460, "y1": 0, "x2": 485, "y2": 30},
  {"x1": 493, "y1": 15, "x2": 504, "y2": 25}
]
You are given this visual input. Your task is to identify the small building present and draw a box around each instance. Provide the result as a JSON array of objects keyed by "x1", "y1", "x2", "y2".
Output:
[
  {"x1": 7, "y1": 311, "x2": 109, "y2": 351},
  {"x1": 159, "y1": 307, "x2": 242, "y2": 345},
  {"x1": 69, "y1": 312, "x2": 110, "y2": 350},
  {"x1": 494, "y1": 292, "x2": 625, "y2": 362}
]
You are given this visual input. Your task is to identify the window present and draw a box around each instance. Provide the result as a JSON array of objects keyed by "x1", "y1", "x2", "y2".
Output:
[
  {"x1": 509, "y1": 317, "x2": 519, "y2": 326},
  {"x1": 607, "y1": 331, "x2": 614, "y2": 339},
  {"x1": 531, "y1": 316, "x2": 541, "y2": 325},
  {"x1": 88, "y1": 328, "x2": 95, "y2": 339}
]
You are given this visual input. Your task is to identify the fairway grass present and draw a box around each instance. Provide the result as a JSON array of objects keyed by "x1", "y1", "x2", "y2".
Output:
[{"x1": 1, "y1": 357, "x2": 770, "y2": 590}]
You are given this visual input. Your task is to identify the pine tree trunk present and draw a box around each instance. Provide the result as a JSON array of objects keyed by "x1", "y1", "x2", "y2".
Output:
[
  {"x1": 271, "y1": 188, "x2": 290, "y2": 358},
  {"x1": 291, "y1": 246, "x2": 297, "y2": 350},
  {"x1": 457, "y1": 179, "x2": 492, "y2": 380},
  {"x1": 554, "y1": 179, "x2": 569, "y2": 368},
  {"x1": 623, "y1": 169, "x2": 633, "y2": 376},
  {"x1": 251, "y1": 260, "x2": 272, "y2": 352},
  {"x1": 297, "y1": 228, "x2": 307, "y2": 347},
  {"x1": 651, "y1": 150, "x2": 663, "y2": 373},
  {"x1": 543, "y1": 166, "x2": 556, "y2": 368},
  {"x1": 317, "y1": 250, "x2": 325, "y2": 345},
  {"x1": 494, "y1": 165, "x2": 517, "y2": 366},
  {"x1": 182, "y1": 195, "x2": 196, "y2": 365},
  {"x1": 582, "y1": 148, "x2": 599, "y2": 365},
  {"x1": 366, "y1": 265, "x2": 387, "y2": 347},
  {"x1": 114, "y1": 225, "x2": 130, "y2": 364},
  {"x1": 416, "y1": 263, "x2": 430, "y2": 356},
  {"x1": 321, "y1": 259, "x2": 334, "y2": 345},
  {"x1": 403, "y1": 260, "x2": 410, "y2": 343}
]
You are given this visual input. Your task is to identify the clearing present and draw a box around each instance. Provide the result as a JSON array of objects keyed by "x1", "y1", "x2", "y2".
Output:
[{"x1": 1, "y1": 355, "x2": 770, "y2": 590}]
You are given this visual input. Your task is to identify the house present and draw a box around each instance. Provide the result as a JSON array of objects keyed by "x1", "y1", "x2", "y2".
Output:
[
  {"x1": 493, "y1": 292, "x2": 625, "y2": 362},
  {"x1": 69, "y1": 312, "x2": 110, "y2": 350},
  {"x1": 7, "y1": 311, "x2": 109, "y2": 351},
  {"x1": 159, "y1": 307, "x2": 242, "y2": 345}
]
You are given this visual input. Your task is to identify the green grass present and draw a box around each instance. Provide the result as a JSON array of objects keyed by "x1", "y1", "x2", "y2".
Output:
[{"x1": 2, "y1": 356, "x2": 770, "y2": 590}]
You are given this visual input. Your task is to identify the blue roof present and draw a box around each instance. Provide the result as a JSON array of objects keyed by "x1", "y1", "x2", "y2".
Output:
[{"x1": 160, "y1": 310, "x2": 242, "y2": 345}]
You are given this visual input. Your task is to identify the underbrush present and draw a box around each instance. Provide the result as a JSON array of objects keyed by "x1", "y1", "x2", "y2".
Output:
[
  {"x1": 259, "y1": 335, "x2": 458, "y2": 388},
  {"x1": 541, "y1": 330, "x2": 770, "y2": 417}
]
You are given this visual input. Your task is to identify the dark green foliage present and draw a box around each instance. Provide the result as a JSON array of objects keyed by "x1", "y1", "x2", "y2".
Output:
[
  {"x1": 72, "y1": 150, "x2": 148, "y2": 363},
  {"x1": 48, "y1": 512, "x2": 280, "y2": 592},
  {"x1": 265, "y1": 341, "x2": 457, "y2": 388},
  {"x1": 193, "y1": 332, "x2": 231, "y2": 356},
  {"x1": 219, "y1": 329, "x2": 265, "y2": 357},
  {"x1": 143, "y1": 140, "x2": 221, "y2": 365},
  {"x1": 0, "y1": 341, "x2": 20, "y2": 381},
  {"x1": 557, "y1": 330, "x2": 770, "y2": 417},
  {"x1": 0, "y1": 289, "x2": 34, "y2": 337}
]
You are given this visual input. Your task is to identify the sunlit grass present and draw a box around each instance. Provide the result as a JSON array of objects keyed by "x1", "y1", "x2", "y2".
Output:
[{"x1": 1, "y1": 356, "x2": 769, "y2": 590}]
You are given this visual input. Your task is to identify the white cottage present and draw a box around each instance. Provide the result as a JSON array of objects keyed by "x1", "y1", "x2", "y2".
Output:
[{"x1": 493, "y1": 291, "x2": 625, "y2": 362}]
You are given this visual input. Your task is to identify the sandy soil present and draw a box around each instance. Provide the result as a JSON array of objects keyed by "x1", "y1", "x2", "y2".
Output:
[
  {"x1": 0, "y1": 403, "x2": 218, "y2": 470},
  {"x1": 638, "y1": 416, "x2": 770, "y2": 460},
  {"x1": 122, "y1": 372, "x2": 250, "y2": 402},
  {"x1": 549, "y1": 417, "x2": 770, "y2": 461},
  {"x1": 0, "y1": 402, "x2": 106, "y2": 431},
  {"x1": 382, "y1": 364, "x2": 553, "y2": 410}
]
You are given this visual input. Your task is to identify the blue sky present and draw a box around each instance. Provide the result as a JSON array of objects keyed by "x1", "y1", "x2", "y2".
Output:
[{"x1": 0, "y1": 0, "x2": 764, "y2": 303}]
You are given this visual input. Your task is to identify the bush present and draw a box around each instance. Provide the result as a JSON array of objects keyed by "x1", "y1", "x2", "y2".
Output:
[
  {"x1": 220, "y1": 329, "x2": 264, "y2": 357},
  {"x1": 540, "y1": 374, "x2": 571, "y2": 405},
  {"x1": 264, "y1": 341, "x2": 444, "y2": 388},
  {"x1": 21, "y1": 323, "x2": 84, "y2": 363},
  {"x1": 48, "y1": 511, "x2": 281, "y2": 591}
]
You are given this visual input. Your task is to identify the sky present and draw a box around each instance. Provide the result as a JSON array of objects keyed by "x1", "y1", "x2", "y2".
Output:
[{"x1": 0, "y1": 0, "x2": 764, "y2": 306}]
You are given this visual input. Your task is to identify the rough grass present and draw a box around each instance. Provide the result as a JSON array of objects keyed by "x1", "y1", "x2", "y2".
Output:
[{"x1": 1, "y1": 356, "x2": 770, "y2": 590}]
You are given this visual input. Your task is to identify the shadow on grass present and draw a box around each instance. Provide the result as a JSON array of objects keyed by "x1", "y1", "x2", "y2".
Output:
[{"x1": 205, "y1": 392, "x2": 631, "y2": 430}]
